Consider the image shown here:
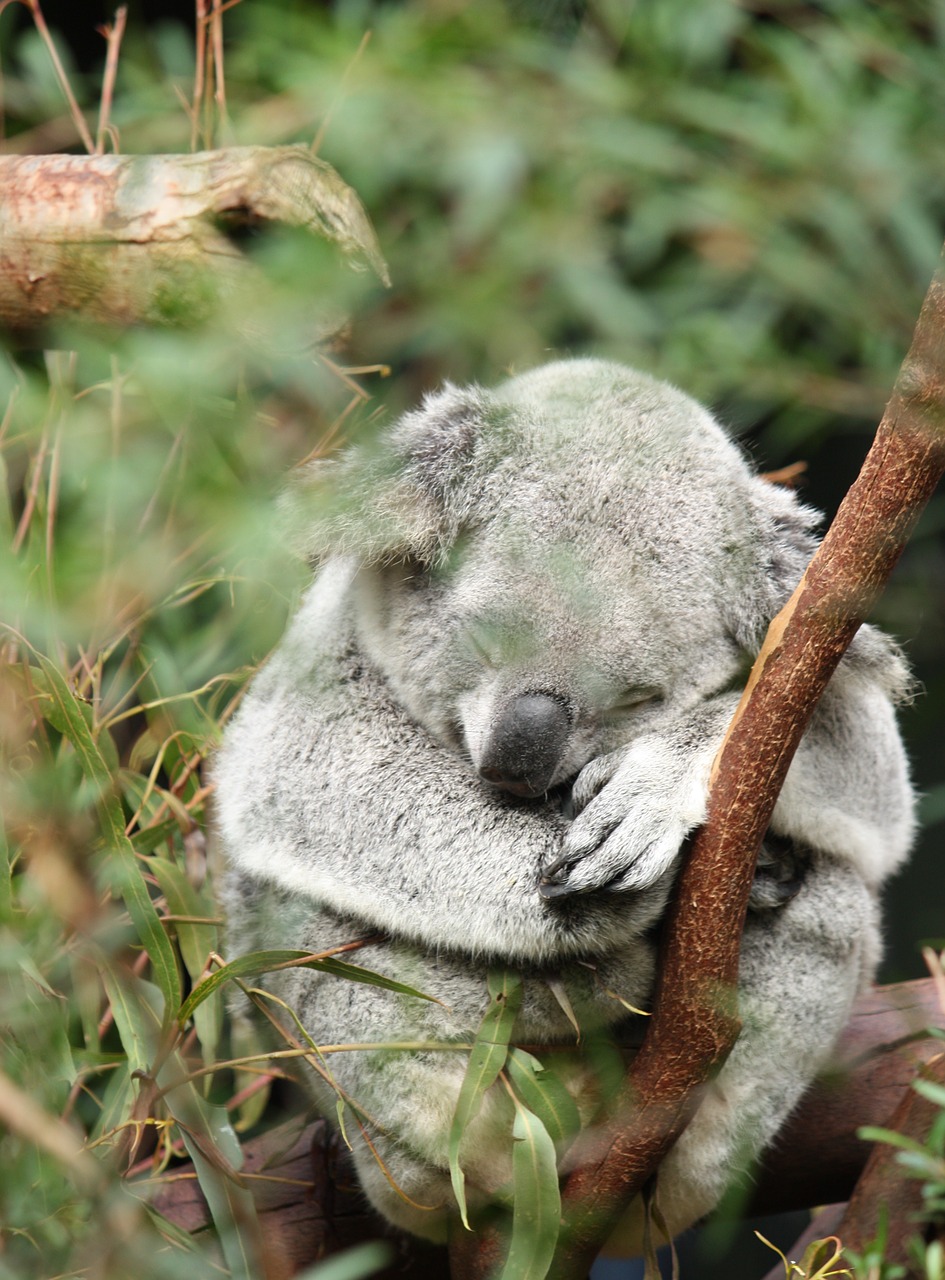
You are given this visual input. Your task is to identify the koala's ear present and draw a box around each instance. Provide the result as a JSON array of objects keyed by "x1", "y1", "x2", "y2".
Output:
[
  {"x1": 726, "y1": 477, "x2": 821, "y2": 653},
  {"x1": 730, "y1": 477, "x2": 913, "y2": 703},
  {"x1": 279, "y1": 383, "x2": 488, "y2": 566}
]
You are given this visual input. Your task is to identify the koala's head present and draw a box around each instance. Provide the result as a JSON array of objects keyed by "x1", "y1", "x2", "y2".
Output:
[{"x1": 286, "y1": 360, "x2": 825, "y2": 798}]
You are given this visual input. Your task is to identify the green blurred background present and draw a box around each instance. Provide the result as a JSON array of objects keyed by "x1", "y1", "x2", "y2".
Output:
[{"x1": 1, "y1": 2, "x2": 943, "y2": 1277}]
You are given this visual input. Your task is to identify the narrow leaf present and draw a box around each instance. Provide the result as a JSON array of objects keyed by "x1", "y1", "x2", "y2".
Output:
[
  {"x1": 449, "y1": 969, "x2": 523, "y2": 1229},
  {"x1": 35, "y1": 655, "x2": 180, "y2": 1023},
  {"x1": 178, "y1": 949, "x2": 436, "y2": 1025},
  {"x1": 912, "y1": 1077, "x2": 945, "y2": 1108},
  {"x1": 129, "y1": 816, "x2": 184, "y2": 854},
  {"x1": 498, "y1": 1101, "x2": 561, "y2": 1280},
  {"x1": 293, "y1": 1242, "x2": 394, "y2": 1280},
  {"x1": 505, "y1": 1048, "x2": 581, "y2": 1148},
  {"x1": 858, "y1": 1124, "x2": 931, "y2": 1156},
  {"x1": 101, "y1": 964, "x2": 158, "y2": 1075},
  {"x1": 90, "y1": 1063, "x2": 134, "y2": 1145},
  {"x1": 151, "y1": 856, "x2": 221, "y2": 1062}
]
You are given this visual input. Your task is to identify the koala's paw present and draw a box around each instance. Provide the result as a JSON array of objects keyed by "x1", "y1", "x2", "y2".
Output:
[
  {"x1": 748, "y1": 832, "x2": 807, "y2": 912},
  {"x1": 538, "y1": 740, "x2": 708, "y2": 899}
]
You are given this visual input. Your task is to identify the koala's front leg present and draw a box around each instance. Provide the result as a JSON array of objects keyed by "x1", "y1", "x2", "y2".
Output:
[{"x1": 540, "y1": 696, "x2": 737, "y2": 897}]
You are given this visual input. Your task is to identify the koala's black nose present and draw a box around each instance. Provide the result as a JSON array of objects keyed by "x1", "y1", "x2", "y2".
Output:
[{"x1": 478, "y1": 692, "x2": 572, "y2": 799}]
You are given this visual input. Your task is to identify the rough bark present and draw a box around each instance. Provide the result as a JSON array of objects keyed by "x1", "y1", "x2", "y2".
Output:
[
  {"x1": 146, "y1": 979, "x2": 944, "y2": 1278},
  {"x1": 500, "y1": 249, "x2": 945, "y2": 1280},
  {"x1": 0, "y1": 146, "x2": 388, "y2": 334},
  {"x1": 835, "y1": 1051, "x2": 945, "y2": 1263}
]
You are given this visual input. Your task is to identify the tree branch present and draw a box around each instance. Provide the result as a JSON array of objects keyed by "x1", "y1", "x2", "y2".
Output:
[
  {"x1": 835, "y1": 1051, "x2": 945, "y2": 1261},
  {"x1": 447, "y1": 252, "x2": 945, "y2": 1280},
  {"x1": 145, "y1": 979, "x2": 943, "y2": 1278},
  {"x1": 0, "y1": 146, "x2": 388, "y2": 334},
  {"x1": 537, "y1": 246, "x2": 945, "y2": 1280}
]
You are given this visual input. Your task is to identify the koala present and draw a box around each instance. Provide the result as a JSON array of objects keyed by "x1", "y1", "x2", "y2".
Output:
[{"x1": 214, "y1": 359, "x2": 914, "y2": 1249}]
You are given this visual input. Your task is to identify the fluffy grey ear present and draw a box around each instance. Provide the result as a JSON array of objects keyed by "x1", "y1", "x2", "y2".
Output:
[
  {"x1": 731, "y1": 477, "x2": 913, "y2": 703},
  {"x1": 279, "y1": 383, "x2": 488, "y2": 565},
  {"x1": 725, "y1": 477, "x2": 822, "y2": 653}
]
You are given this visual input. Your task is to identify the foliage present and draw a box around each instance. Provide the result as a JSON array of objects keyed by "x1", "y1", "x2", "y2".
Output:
[
  {"x1": 756, "y1": 1232, "x2": 852, "y2": 1280},
  {"x1": 1, "y1": 1, "x2": 944, "y2": 1277}
]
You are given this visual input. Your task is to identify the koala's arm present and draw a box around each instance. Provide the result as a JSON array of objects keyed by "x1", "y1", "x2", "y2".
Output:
[
  {"x1": 218, "y1": 586, "x2": 909, "y2": 968},
  {"x1": 542, "y1": 663, "x2": 913, "y2": 899},
  {"x1": 214, "y1": 566, "x2": 661, "y2": 964}
]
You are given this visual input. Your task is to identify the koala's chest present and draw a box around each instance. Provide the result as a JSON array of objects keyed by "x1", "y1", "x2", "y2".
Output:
[{"x1": 270, "y1": 896, "x2": 654, "y2": 1047}]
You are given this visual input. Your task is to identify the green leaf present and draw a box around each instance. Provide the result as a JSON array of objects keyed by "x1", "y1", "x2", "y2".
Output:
[
  {"x1": 229, "y1": 1017, "x2": 273, "y2": 1133},
  {"x1": 115, "y1": 971, "x2": 266, "y2": 1280},
  {"x1": 35, "y1": 655, "x2": 181, "y2": 1025},
  {"x1": 505, "y1": 1048, "x2": 581, "y2": 1149},
  {"x1": 101, "y1": 963, "x2": 159, "y2": 1075},
  {"x1": 142, "y1": 1202, "x2": 206, "y2": 1255},
  {"x1": 293, "y1": 1241, "x2": 394, "y2": 1280},
  {"x1": 28, "y1": 662, "x2": 120, "y2": 777},
  {"x1": 0, "y1": 447, "x2": 13, "y2": 543},
  {"x1": 130, "y1": 816, "x2": 182, "y2": 855},
  {"x1": 173, "y1": 1098, "x2": 263, "y2": 1280},
  {"x1": 858, "y1": 1125, "x2": 931, "y2": 1156},
  {"x1": 177, "y1": 949, "x2": 437, "y2": 1026},
  {"x1": 150, "y1": 856, "x2": 221, "y2": 1064},
  {"x1": 912, "y1": 1077, "x2": 945, "y2": 1109},
  {"x1": 449, "y1": 969, "x2": 523, "y2": 1230},
  {"x1": 498, "y1": 1101, "x2": 561, "y2": 1280},
  {"x1": 89, "y1": 1063, "x2": 134, "y2": 1145}
]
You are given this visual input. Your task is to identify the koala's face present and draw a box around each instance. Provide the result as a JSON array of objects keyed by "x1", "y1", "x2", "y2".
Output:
[
  {"x1": 295, "y1": 360, "x2": 814, "y2": 799},
  {"x1": 354, "y1": 492, "x2": 746, "y2": 797}
]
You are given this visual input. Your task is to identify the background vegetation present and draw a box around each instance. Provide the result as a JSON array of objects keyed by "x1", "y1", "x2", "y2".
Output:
[{"x1": 1, "y1": 2, "x2": 943, "y2": 1277}]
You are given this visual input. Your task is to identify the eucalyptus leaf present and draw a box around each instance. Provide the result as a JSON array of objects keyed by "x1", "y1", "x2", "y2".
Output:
[
  {"x1": 294, "y1": 1241, "x2": 394, "y2": 1280},
  {"x1": 448, "y1": 969, "x2": 523, "y2": 1229},
  {"x1": 498, "y1": 1101, "x2": 561, "y2": 1280},
  {"x1": 505, "y1": 1047, "x2": 581, "y2": 1149},
  {"x1": 150, "y1": 856, "x2": 221, "y2": 1063},
  {"x1": 35, "y1": 655, "x2": 181, "y2": 1025},
  {"x1": 178, "y1": 948, "x2": 436, "y2": 1025}
]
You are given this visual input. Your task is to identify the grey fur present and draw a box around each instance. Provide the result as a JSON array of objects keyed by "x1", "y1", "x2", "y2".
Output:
[{"x1": 215, "y1": 359, "x2": 914, "y2": 1246}]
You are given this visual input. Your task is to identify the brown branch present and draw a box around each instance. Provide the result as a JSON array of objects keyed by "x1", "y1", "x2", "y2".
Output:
[
  {"x1": 836, "y1": 1051, "x2": 945, "y2": 1262},
  {"x1": 146, "y1": 980, "x2": 944, "y2": 1277},
  {"x1": 449, "y1": 253, "x2": 945, "y2": 1280},
  {"x1": 541, "y1": 249, "x2": 945, "y2": 1279},
  {"x1": 0, "y1": 146, "x2": 388, "y2": 335}
]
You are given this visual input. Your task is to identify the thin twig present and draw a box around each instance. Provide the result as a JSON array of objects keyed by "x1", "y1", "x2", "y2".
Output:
[
  {"x1": 95, "y1": 6, "x2": 127, "y2": 154},
  {"x1": 211, "y1": 0, "x2": 227, "y2": 131},
  {"x1": 311, "y1": 28, "x2": 372, "y2": 156},
  {"x1": 191, "y1": 0, "x2": 208, "y2": 151},
  {"x1": 28, "y1": 0, "x2": 96, "y2": 153}
]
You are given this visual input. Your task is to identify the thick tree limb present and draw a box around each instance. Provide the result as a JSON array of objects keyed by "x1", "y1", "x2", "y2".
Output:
[
  {"x1": 835, "y1": 1051, "x2": 945, "y2": 1262},
  {"x1": 537, "y1": 249, "x2": 945, "y2": 1280},
  {"x1": 449, "y1": 254, "x2": 945, "y2": 1280},
  {"x1": 146, "y1": 980, "x2": 943, "y2": 1278},
  {"x1": 0, "y1": 146, "x2": 388, "y2": 333}
]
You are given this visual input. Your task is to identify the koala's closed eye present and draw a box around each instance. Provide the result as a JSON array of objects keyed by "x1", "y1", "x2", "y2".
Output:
[
  {"x1": 605, "y1": 686, "x2": 662, "y2": 717},
  {"x1": 463, "y1": 616, "x2": 538, "y2": 669}
]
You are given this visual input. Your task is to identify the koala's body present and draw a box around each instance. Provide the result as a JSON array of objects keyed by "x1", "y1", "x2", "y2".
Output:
[{"x1": 215, "y1": 359, "x2": 913, "y2": 1246}]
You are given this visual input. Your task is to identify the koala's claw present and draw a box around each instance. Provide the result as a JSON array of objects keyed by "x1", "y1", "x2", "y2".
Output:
[
  {"x1": 538, "y1": 870, "x2": 588, "y2": 899},
  {"x1": 538, "y1": 853, "x2": 647, "y2": 899}
]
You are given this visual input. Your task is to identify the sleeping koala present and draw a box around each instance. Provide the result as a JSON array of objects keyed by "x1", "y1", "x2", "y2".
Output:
[{"x1": 215, "y1": 359, "x2": 914, "y2": 1247}]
